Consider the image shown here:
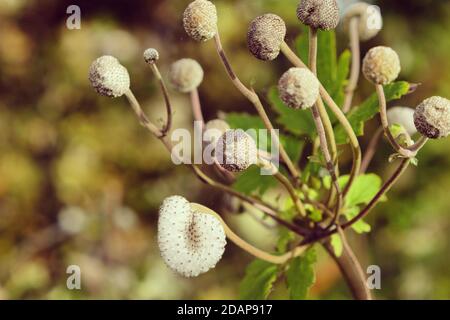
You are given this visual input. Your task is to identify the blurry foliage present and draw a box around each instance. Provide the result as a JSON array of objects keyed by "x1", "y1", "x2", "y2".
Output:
[{"x1": 0, "y1": 0, "x2": 449, "y2": 299}]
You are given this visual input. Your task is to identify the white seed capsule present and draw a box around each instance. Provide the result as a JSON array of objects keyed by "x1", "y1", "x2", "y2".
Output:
[
  {"x1": 183, "y1": 0, "x2": 218, "y2": 42},
  {"x1": 387, "y1": 107, "x2": 417, "y2": 136},
  {"x1": 215, "y1": 129, "x2": 258, "y2": 172},
  {"x1": 247, "y1": 14, "x2": 287, "y2": 61},
  {"x1": 168, "y1": 58, "x2": 204, "y2": 93},
  {"x1": 343, "y1": 2, "x2": 383, "y2": 41},
  {"x1": 278, "y1": 68, "x2": 320, "y2": 110},
  {"x1": 297, "y1": 0, "x2": 340, "y2": 30},
  {"x1": 143, "y1": 48, "x2": 159, "y2": 64},
  {"x1": 89, "y1": 55, "x2": 130, "y2": 98},
  {"x1": 362, "y1": 46, "x2": 401, "y2": 85},
  {"x1": 413, "y1": 96, "x2": 450, "y2": 139},
  {"x1": 158, "y1": 195, "x2": 226, "y2": 277}
]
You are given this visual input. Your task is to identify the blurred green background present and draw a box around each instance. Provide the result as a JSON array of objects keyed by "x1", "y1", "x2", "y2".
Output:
[{"x1": 0, "y1": 0, "x2": 449, "y2": 299}]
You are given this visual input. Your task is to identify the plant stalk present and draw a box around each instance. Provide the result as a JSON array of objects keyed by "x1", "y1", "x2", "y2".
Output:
[
  {"x1": 308, "y1": 27, "x2": 342, "y2": 222},
  {"x1": 343, "y1": 17, "x2": 361, "y2": 113},
  {"x1": 280, "y1": 41, "x2": 361, "y2": 196},
  {"x1": 214, "y1": 33, "x2": 301, "y2": 184}
]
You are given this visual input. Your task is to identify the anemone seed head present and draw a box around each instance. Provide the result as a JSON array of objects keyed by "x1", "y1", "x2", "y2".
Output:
[{"x1": 158, "y1": 195, "x2": 227, "y2": 277}]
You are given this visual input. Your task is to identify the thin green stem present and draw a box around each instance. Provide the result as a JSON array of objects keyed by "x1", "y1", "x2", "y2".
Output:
[
  {"x1": 308, "y1": 28, "x2": 342, "y2": 221},
  {"x1": 149, "y1": 63, "x2": 172, "y2": 136},
  {"x1": 343, "y1": 17, "x2": 361, "y2": 113},
  {"x1": 360, "y1": 127, "x2": 383, "y2": 174},
  {"x1": 192, "y1": 203, "x2": 309, "y2": 264},
  {"x1": 214, "y1": 33, "x2": 301, "y2": 184},
  {"x1": 280, "y1": 41, "x2": 361, "y2": 197},
  {"x1": 376, "y1": 84, "x2": 416, "y2": 158}
]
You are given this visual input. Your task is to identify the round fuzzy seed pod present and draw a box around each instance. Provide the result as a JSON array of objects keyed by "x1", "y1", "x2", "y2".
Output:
[
  {"x1": 205, "y1": 119, "x2": 230, "y2": 147},
  {"x1": 362, "y1": 46, "x2": 401, "y2": 85},
  {"x1": 387, "y1": 107, "x2": 417, "y2": 136},
  {"x1": 158, "y1": 195, "x2": 226, "y2": 277},
  {"x1": 183, "y1": 0, "x2": 218, "y2": 42},
  {"x1": 143, "y1": 48, "x2": 159, "y2": 64},
  {"x1": 168, "y1": 58, "x2": 204, "y2": 93},
  {"x1": 297, "y1": 0, "x2": 340, "y2": 30},
  {"x1": 215, "y1": 130, "x2": 258, "y2": 172},
  {"x1": 343, "y1": 2, "x2": 383, "y2": 41},
  {"x1": 247, "y1": 14, "x2": 287, "y2": 61},
  {"x1": 89, "y1": 55, "x2": 130, "y2": 98},
  {"x1": 278, "y1": 68, "x2": 320, "y2": 110},
  {"x1": 413, "y1": 96, "x2": 450, "y2": 139}
]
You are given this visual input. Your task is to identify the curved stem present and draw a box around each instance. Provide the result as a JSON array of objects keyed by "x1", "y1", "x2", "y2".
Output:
[
  {"x1": 190, "y1": 88, "x2": 205, "y2": 130},
  {"x1": 257, "y1": 154, "x2": 307, "y2": 217},
  {"x1": 376, "y1": 84, "x2": 416, "y2": 158},
  {"x1": 124, "y1": 89, "x2": 164, "y2": 137},
  {"x1": 343, "y1": 17, "x2": 361, "y2": 113},
  {"x1": 148, "y1": 63, "x2": 172, "y2": 136},
  {"x1": 281, "y1": 41, "x2": 361, "y2": 196},
  {"x1": 191, "y1": 165, "x2": 309, "y2": 237},
  {"x1": 308, "y1": 28, "x2": 342, "y2": 223},
  {"x1": 190, "y1": 89, "x2": 234, "y2": 181},
  {"x1": 213, "y1": 33, "x2": 301, "y2": 184},
  {"x1": 191, "y1": 203, "x2": 308, "y2": 264},
  {"x1": 275, "y1": 171, "x2": 307, "y2": 217},
  {"x1": 407, "y1": 136, "x2": 428, "y2": 153},
  {"x1": 323, "y1": 230, "x2": 372, "y2": 300},
  {"x1": 360, "y1": 127, "x2": 383, "y2": 174}
]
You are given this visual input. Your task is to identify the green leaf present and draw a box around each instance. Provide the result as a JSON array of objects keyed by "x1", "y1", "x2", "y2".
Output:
[
  {"x1": 295, "y1": 27, "x2": 340, "y2": 94},
  {"x1": 286, "y1": 247, "x2": 317, "y2": 300},
  {"x1": 294, "y1": 25, "x2": 309, "y2": 64},
  {"x1": 232, "y1": 166, "x2": 278, "y2": 196},
  {"x1": 239, "y1": 260, "x2": 279, "y2": 300},
  {"x1": 305, "y1": 204, "x2": 323, "y2": 222},
  {"x1": 330, "y1": 234, "x2": 343, "y2": 257},
  {"x1": 345, "y1": 173, "x2": 382, "y2": 207},
  {"x1": 268, "y1": 87, "x2": 316, "y2": 137},
  {"x1": 316, "y1": 30, "x2": 337, "y2": 92},
  {"x1": 277, "y1": 228, "x2": 296, "y2": 253},
  {"x1": 342, "y1": 207, "x2": 372, "y2": 234},
  {"x1": 331, "y1": 50, "x2": 351, "y2": 107},
  {"x1": 225, "y1": 112, "x2": 269, "y2": 150},
  {"x1": 335, "y1": 82, "x2": 410, "y2": 144},
  {"x1": 389, "y1": 123, "x2": 405, "y2": 139},
  {"x1": 226, "y1": 112, "x2": 265, "y2": 131}
]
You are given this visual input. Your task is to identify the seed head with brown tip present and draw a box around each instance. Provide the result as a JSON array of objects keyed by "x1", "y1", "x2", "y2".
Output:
[
  {"x1": 278, "y1": 68, "x2": 320, "y2": 110},
  {"x1": 143, "y1": 48, "x2": 159, "y2": 64},
  {"x1": 89, "y1": 55, "x2": 130, "y2": 98},
  {"x1": 247, "y1": 14, "x2": 287, "y2": 61},
  {"x1": 297, "y1": 0, "x2": 340, "y2": 30},
  {"x1": 215, "y1": 130, "x2": 258, "y2": 172},
  {"x1": 183, "y1": 0, "x2": 218, "y2": 42},
  {"x1": 414, "y1": 96, "x2": 450, "y2": 139}
]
